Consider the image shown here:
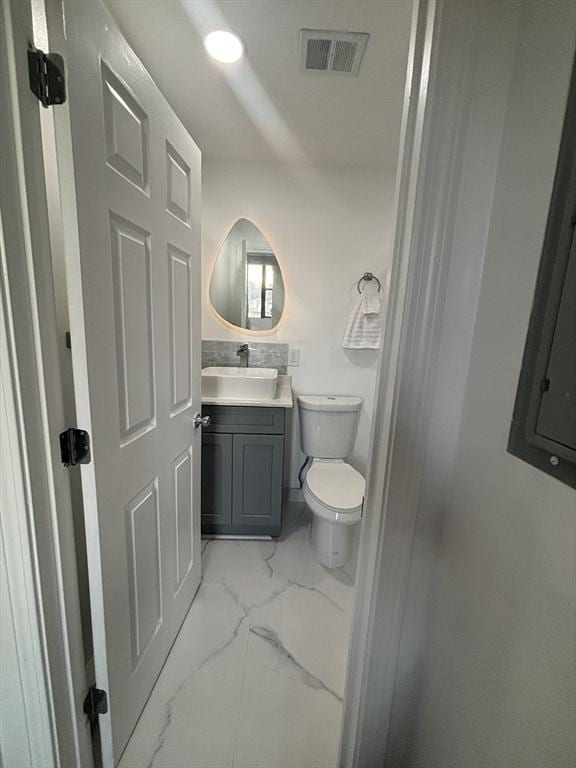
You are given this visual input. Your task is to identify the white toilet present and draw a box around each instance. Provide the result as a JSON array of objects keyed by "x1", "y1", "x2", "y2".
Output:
[{"x1": 298, "y1": 395, "x2": 365, "y2": 568}]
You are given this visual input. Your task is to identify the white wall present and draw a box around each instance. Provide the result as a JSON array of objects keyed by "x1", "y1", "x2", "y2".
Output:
[
  {"x1": 390, "y1": 2, "x2": 576, "y2": 766},
  {"x1": 202, "y1": 160, "x2": 396, "y2": 486}
]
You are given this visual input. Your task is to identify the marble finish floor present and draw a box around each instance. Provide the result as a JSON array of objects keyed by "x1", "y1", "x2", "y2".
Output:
[{"x1": 119, "y1": 504, "x2": 356, "y2": 768}]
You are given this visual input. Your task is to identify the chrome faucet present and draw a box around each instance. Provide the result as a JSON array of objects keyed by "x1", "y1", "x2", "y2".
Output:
[{"x1": 236, "y1": 344, "x2": 249, "y2": 367}]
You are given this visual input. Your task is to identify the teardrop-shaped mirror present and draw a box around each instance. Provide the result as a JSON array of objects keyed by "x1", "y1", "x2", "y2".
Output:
[{"x1": 209, "y1": 218, "x2": 285, "y2": 331}]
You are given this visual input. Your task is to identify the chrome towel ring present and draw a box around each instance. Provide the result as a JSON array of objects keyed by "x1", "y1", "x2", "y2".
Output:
[{"x1": 357, "y1": 272, "x2": 382, "y2": 293}]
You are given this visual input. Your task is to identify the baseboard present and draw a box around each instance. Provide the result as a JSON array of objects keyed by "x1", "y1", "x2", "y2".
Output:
[{"x1": 284, "y1": 487, "x2": 304, "y2": 503}]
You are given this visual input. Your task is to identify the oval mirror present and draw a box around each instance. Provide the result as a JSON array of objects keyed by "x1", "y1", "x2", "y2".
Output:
[{"x1": 209, "y1": 218, "x2": 285, "y2": 331}]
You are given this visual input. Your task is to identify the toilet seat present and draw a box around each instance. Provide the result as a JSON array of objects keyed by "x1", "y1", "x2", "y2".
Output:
[{"x1": 303, "y1": 460, "x2": 365, "y2": 524}]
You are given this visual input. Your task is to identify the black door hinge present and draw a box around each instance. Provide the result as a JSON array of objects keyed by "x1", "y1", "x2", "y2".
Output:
[
  {"x1": 28, "y1": 46, "x2": 66, "y2": 108},
  {"x1": 83, "y1": 687, "x2": 108, "y2": 725},
  {"x1": 59, "y1": 428, "x2": 91, "y2": 466}
]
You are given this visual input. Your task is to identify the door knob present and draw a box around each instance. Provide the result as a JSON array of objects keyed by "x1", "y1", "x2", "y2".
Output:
[{"x1": 193, "y1": 412, "x2": 211, "y2": 428}]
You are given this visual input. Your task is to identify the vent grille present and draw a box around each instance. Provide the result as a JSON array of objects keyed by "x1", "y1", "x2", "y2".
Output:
[
  {"x1": 332, "y1": 40, "x2": 358, "y2": 72},
  {"x1": 306, "y1": 38, "x2": 331, "y2": 71},
  {"x1": 300, "y1": 30, "x2": 369, "y2": 76}
]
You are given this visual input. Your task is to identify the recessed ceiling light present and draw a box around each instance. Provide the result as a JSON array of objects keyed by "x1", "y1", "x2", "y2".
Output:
[{"x1": 204, "y1": 30, "x2": 244, "y2": 64}]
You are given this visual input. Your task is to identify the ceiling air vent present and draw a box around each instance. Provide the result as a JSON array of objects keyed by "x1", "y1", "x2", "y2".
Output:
[{"x1": 300, "y1": 29, "x2": 369, "y2": 76}]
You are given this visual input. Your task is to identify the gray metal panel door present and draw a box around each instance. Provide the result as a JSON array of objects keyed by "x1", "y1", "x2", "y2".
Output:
[
  {"x1": 536, "y1": 228, "x2": 576, "y2": 451},
  {"x1": 232, "y1": 434, "x2": 283, "y2": 527},
  {"x1": 201, "y1": 434, "x2": 233, "y2": 526}
]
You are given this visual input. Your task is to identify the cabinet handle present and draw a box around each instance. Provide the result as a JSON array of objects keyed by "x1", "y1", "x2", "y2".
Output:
[{"x1": 193, "y1": 413, "x2": 211, "y2": 428}]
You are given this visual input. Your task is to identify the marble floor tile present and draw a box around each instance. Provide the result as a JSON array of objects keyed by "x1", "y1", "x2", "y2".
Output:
[
  {"x1": 249, "y1": 582, "x2": 350, "y2": 701},
  {"x1": 232, "y1": 628, "x2": 343, "y2": 768},
  {"x1": 119, "y1": 579, "x2": 250, "y2": 768},
  {"x1": 119, "y1": 504, "x2": 355, "y2": 768}
]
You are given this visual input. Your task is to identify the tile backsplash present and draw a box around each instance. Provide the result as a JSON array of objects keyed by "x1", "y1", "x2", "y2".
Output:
[{"x1": 202, "y1": 340, "x2": 289, "y2": 374}]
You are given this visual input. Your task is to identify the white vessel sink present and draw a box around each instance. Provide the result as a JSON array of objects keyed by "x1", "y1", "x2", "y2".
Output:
[{"x1": 202, "y1": 367, "x2": 278, "y2": 401}]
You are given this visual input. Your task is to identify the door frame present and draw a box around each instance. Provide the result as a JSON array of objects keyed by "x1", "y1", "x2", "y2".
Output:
[
  {"x1": 339, "y1": 0, "x2": 500, "y2": 764},
  {"x1": 2, "y1": 0, "x2": 492, "y2": 765},
  {"x1": 0, "y1": 1, "x2": 92, "y2": 765}
]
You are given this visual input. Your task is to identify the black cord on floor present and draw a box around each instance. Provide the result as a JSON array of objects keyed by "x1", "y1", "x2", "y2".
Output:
[{"x1": 298, "y1": 456, "x2": 311, "y2": 488}]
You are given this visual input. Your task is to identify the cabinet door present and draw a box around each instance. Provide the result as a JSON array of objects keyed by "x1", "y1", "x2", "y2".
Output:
[
  {"x1": 232, "y1": 434, "x2": 283, "y2": 531},
  {"x1": 201, "y1": 434, "x2": 233, "y2": 527}
]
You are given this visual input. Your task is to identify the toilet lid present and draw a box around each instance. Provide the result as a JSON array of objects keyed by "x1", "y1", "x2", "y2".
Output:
[{"x1": 306, "y1": 462, "x2": 365, "y2": 511}]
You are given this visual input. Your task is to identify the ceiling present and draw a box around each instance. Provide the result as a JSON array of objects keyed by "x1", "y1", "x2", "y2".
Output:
[{"x1": 104, "y1": 0, "x2": 412, "y2": 170}]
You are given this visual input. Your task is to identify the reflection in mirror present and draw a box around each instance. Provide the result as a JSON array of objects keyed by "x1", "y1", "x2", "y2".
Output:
[{"x1": 209, "y1": 218, "x2": 285, "y2": 331}]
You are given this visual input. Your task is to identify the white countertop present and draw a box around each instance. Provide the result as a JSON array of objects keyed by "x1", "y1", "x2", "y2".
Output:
[{"x1": 201, "y1": 374, "x2": 293, "y2": 408}]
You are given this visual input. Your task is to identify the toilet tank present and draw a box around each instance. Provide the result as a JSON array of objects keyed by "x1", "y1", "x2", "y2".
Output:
[{"x1": 298, "y1": 396, "x2": 362, "y2": 459}]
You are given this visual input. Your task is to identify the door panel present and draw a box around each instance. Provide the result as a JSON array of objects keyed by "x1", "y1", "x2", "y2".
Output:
[
  {"x1": 169, "y1": 244, "x2": 193, "y2": 415},
  {"x1": 173, "y1": 447, "x2": 194, "y2": 592},
  {"x1": 52, "y1": 1, "x2": 202, "y2": 762},
  {"x1": 201, "y1": 434, "x2": 233, "y2": 528},
  {"x1": 109, "y1": 213, "x2": 155, "y2": 442},
  {"x1": 232, "y1": 434, "x2": 283, "y2": 528},
  {"x1": 101, "y1": 61, "x2": 149, "y2": 192},
  {"x1": 166, "y1": 141, "x2": 192, "y2": 225},
  {"x1": 125, "y1": 481, "x2": 162, "y2": 669}
]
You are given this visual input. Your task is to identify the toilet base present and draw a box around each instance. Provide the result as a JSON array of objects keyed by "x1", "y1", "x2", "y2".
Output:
[{"x1": 309, "y1": 514, "x2": 357, "y2": 569}]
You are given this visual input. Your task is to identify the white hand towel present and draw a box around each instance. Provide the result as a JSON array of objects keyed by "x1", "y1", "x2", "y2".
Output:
[
  {"x1": 361, "y1": 282, "x2": 382, "y2": 315},
  {"x1": 342, "y1": 279, "x2": 383, "y2": 349}
]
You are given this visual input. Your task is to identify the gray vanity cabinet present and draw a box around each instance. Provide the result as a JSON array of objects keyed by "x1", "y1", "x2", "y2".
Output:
[
  {"x1": 201, "y1": 434, "x2": 233, "y2": 528},
  {"x1": 201, "y1": 406, "x2": 285, "y2": 536}
]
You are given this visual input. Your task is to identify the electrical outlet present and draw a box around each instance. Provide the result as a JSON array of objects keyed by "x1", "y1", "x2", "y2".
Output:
[{"x1": 288, "y1": 348, "x2": 300, "y2": 367}]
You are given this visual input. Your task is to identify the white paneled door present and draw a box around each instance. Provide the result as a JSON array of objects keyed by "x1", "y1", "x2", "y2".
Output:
[{"x1": 50, "y1": 1, "x2": 202, "y2": 763}]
